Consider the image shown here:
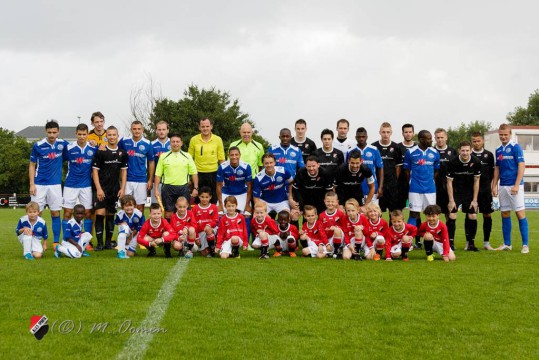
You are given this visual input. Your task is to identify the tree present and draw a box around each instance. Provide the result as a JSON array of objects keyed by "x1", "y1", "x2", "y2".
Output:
[
  {"x1": 446, "y1": 120, "x2": 492, "y2": 149},
  {"x1": 0, "y1": 128, "x2": 32, "y2": 194},
  {"x1": 147, "y1": 84, "x2": 269, "y2": 149},
  {"x1": 507, "y1": 89, "x2": 539, "y2": 125}
]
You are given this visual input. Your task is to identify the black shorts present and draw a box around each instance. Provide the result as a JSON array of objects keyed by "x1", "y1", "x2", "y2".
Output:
[
  {"x1": 436, "y1": 187, "x2": 449, "y2": 212},
  {"x1": 196, "y1": 172, "x2": 218, "y2": 204},
  {"x1": 93, "y1": 190, "x2": 118, "y2": 213},
  {"x1": 477, "y1": 190, "x2": 493, "y2": 214},
  {"x1": 162, "y1": 184, "x2": 191, "y2": 212},
  {"x1": 397, "y1": 177, "x2": 409, "y2": 209},
  {"x1": 450, "y1": 193, "x2": 477, "y2": 214},
  {"x1": 379, "y1": 185, "x2": 400, "y2": 212}
]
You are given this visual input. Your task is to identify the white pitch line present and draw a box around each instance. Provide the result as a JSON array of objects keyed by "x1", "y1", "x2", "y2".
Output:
[{"x1": 116, "y1": 259, "x2": 189, "y2": 360}]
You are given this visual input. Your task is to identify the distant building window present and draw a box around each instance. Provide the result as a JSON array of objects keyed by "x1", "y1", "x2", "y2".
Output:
[
  {"x1": 517, "y1": 134, "x2": 539, "y2": 151},
  {"x1": 524, "y1": 181, "x2": 539, "y2": 193}
]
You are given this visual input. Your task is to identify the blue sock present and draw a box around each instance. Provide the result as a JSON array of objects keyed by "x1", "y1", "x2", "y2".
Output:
[
  {"x1": 245, "y1": 217, "x2": 252, "y2": 245},
  {"x1": 518, "y1": 218, "x2": 529, "y2": 246},
  {"x1": 502, "y1": 217, "x2": 512, "y2": 246},
  {"x1": 84, "y1": 219, "x2": 93, "y2": 234},
  {"x1": 407, "y1": 217, "x2": 416, "y2": 226},
  {"x1": 52, "y1": 216, "x2": 61, "y2": 243}
]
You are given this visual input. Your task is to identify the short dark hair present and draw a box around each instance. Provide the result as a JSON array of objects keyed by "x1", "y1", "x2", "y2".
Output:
[
  {"x1": 106, "y1": 125, "x2": 118, "y2": 132},
  {"x1": 150, "y1": 203, "x2": 162, "y2": 211},
  {"x1": 418, "y1": 130, "x2": 431, "y2": 139},
  {"x1": 348, "y1": 150, "x2": 362, "y2": 160},
  {"x1": 169, "y1": 133, "x2": 182, "y2": 140},
  {"x1": 402, "y1": 123, "x2": 414, "y2": 132},
  {"x1": 199, "y1": 186, "x2": 212, "y2": 196},
  {"x1": 459, "y1": 140, "x2": 471, "y2": 148},
  {"x1": 45, "y1": 120, "x2": 59, "y2": 130},
  {"x1": 423, "y1": 204, "x2": 442, "y2": 215},
  {"x1": 277, "y1": 210, "x2": 290, "y2": 220},
  {"x1": 471, "y1": 131, "x2": 483, "y2": 138},
  {"x1": 305, "y1": 155, "x2": 319, "y2": 163},
  {"x1": 200, "y1": 118, "x2": 214, "y2": 125},
  {"x1": 356, "y1": 127, "x2": 367, "y2": 135},
  {"x1": 131, "y1": 120, "x2": 143, "y2": 127},
  {"x1": 336, "y1": 119, "x2": 349, "y2": 128},
  {"x1": 320, "y1": 129, "x2": 334, "y2": 139},
  {"x1": 295, "y1": 119, "x2": 307, "y2": 126},
  {"x1": 73, "y1": 204, "x2": 85, "y2": 213},
  {"x1": 76, "y1": 123, "x2": 88, "y2": 132},
  {"x1": 229, "y1": 146, "x2": 241, "y2": 154},
  {"x1": 262, "y1": 153, "x2": 276, "y2": 162}
]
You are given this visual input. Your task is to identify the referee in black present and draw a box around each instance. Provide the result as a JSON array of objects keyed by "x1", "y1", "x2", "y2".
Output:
[
  {"x1": 446, "y1": 140, "x2": 481, "y2": 251},
  {"x1": 291, "y1": 155, "x2": 334, "y2": 214}
]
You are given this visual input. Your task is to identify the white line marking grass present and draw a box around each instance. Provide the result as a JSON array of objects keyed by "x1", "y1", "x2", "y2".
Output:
[{"x1": 117, "y1": 259, "x2": 189, "y2": 360}]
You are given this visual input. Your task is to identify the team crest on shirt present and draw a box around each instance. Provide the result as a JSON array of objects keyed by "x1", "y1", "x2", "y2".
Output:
[
  {"x1": 37, "y1": 227, "x2": 42, "y2": 232},
  {"x1": 365, "y1": 152, "x2": 372, "y2": 158},
  {"x1": 276, "y1": 176, "x2": 283, "y2": 182},
  {"x1": 506, "y1": 148, "x2": 511, "y2": 153},
  {"x1": 305, "y1": 144, "x2": 310, "y2": 149},
  {"x1": 428, "y1": 153, "x2": 435, "y2": 159},
  {"x1": 134, "y1": 218, "x2": 139, "y2": 223},
  {"x1": 291, "y1": 151, "x2": 296, "y2": 157},
  {"x1": 448, "y1": 151, "x2": 452, "y2": 156},
  {"x1": 139, "y1": 145, "x2": 145, "y2": 151},
  {"x1": 237, "y1": 219, "x2": 242, "y2": 224},
  {"x1": 333, "y1": 154, "x2": 337, "y2": 158},
  {"x1": 483, "y1": 154, "x2": 488, "y2": 158},
  {"x1": 390, "y1": 148, "x2": 394, "y2": 152},
  {"x1": 57, "y1": 144, "x2": 64, "y2": 151},
  {"x1": 237, "y1": 170, "x2": 244, "y2": 176},
  {"x1": 87, "y1": 150, "x2": 94, "y2": 156}
]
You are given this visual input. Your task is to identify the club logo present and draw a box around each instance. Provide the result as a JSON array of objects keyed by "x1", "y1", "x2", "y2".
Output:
[{"x1": 29, "y1": 315, "x2": 49, "y2": 340}]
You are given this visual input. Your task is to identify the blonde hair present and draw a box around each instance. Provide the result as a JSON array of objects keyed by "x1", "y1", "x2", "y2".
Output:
[
  {"x1": 26, "y1": 201, "x2": 40, "y2": 212},
  {"x1": 254, "y1": 202, "x2": 267, "y2": 211},
  {"x1": 345, "y1": 198, "x2": 361, "y2": 210},
  {"x1": 365, "y1": 202, "x2": 382, "y2": 216}
]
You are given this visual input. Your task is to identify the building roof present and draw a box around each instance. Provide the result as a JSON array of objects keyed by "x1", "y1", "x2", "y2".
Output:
[{"x1": 16, "y1": 126, "x2": 78, "y2": 142}]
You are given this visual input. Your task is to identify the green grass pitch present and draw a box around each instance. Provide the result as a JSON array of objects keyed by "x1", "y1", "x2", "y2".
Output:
[{"x1": 0, "y1": 208, "x2": 537, "y2": 359}]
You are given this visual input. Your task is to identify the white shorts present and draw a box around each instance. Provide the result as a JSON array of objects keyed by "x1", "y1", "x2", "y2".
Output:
[
  {"x1": 390, "y1": 244, "x2": 402, "y2": 255},
  {"x1": 125, "y1": 182, "x2": 148, "y2": 205},
  {"x1": 266, "y1": 200, "x2": 290, "y2": 214},
  {"x1": 198, "y1": 228, "x2": 217, "y2": 251},
  {"x1": 63, "y1": 186, "x2": 93, "y2": 209},
  {"x1": 221, "y1": 238, "x2": 245, "y2": 254},
  {"x1": 306, "y1": 240, "x2": 329, "y2": 257},
  {"x1": 408, "y1": 192, "x2": 436, "y2": 212},
  {"x1": 222, "y1": 192, "x2": 248, "y2": 213},
  {"x1": 364, "y1": 194, "x2": 379, "y2": 204},
  {"x1": 32, "y1": 184, "x2": 63, "y2": 211},
  {"x1": 432, "y1": 241, "x2": 454, "y2": 257},
  {"x1": 499, "y1": 185, "x2": 525, "y2": 212},
  {"x1": 150, "y1": 183, "x2": 163, "y2": 204},
  {"x1": 18, "y1": 234, "x2": 44, "y2": 255},
  {"x1": 252, "y1": 234, "x2": 280, "y2": 249},
  {"x1": 118, "y1": 223, "x2": 137, "y2": 253},
  {"x1": 57, "y1": 232, "x2": 93, "y2": 258}
]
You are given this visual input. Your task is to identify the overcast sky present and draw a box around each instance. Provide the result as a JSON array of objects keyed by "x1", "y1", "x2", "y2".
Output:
[{"x1": 1, "y1": 0, "x2": 538, "y2": 144}]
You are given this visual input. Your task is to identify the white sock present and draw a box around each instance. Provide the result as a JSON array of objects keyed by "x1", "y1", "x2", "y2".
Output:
[
  {"x1": 117, "y1": 233, "x2": 127, "y2": 252},
  {"x1": 22, "y1": 235, "x2": 32, "y2": 255}
]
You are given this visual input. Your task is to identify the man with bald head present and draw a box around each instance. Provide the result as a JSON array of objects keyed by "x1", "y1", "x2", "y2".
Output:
[{"x1": 229, "y1": 122, "x2": 264, "y2": 178}]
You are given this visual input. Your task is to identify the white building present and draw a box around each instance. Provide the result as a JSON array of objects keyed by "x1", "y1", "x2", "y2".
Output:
[{"x1": 484, "y1": 125, "x2": 539, "y2": 209}]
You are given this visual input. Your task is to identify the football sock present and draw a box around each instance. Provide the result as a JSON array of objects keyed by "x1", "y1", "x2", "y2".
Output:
[
  {"x1": 424, "y1": 240, "x2": 434, "y2": 256},
  {"x1": 376, "y1": 249, "x2": 383, "y2": 256},
  {"x1": 502, "y1": 216, "x2": 512, "y2": 246},
  {"x1": 208, "y1": 240, "x2": 215, "y2": 255},
  {"x1": 483, "y1": 216, "x2": 492, "y2": 243},
  {"x1": 446, "y1": 218, "x2": 456, "y2": 243},
  {"x1": 290, "y1": 220, "x2": 299, "y2": 229},
  {"x1": 22, "y1": 235, "x2": 32, "y2": 255},
  {"x1": 261, "y1": 245, "x2": 268, "y2": 256},
  {"x1": 187, "y1": 243, "x2": 194, "y2": 251},
  {"x1": 288, "y1": 239, "x2": 296, "y2": 251},
  {"x1": 117, "y1": 233, "x2": 127, "y2": 252},
  {"x1": 83, "y1": 218, "x2": 93, "y2": 234},
  {"x1": 518, "y1": 218, "x2": 529, "y2": 246},
  {"x1": 232, "y1": 245, "x2": 240, "y2": 257},
  {"x1": 164, "y1": 243, "x2": 172, "y2": 258},
  {"x1": 95, "y1": 215, "x2": 105, "y2": 245},
  {"x1": 402, "y1": 244, "x2": 410, "y2": 258},
  {"x1": 245, "y1": 216, "x2": 252, "y2": 245},
  {"x1": 467, "y1": 218, "x2": 477, "y2": 246},
  {"x1": 300, "y1": 239, "x2": 308, "y2": 248},
  {"x1": 52, "y1": 215, "x2": 61, "y2": 243},
  {"x1": 105, "y1": 215, "x2": 115, "y2": 243}
]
